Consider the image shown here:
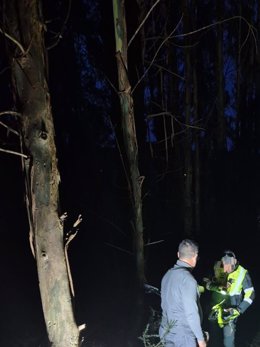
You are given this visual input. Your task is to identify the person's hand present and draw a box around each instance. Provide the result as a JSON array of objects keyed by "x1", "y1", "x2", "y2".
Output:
[
  {"x1": 198, "y1": 339, "x2": 207, "y2": 347},
  {"x1": 203, "y1": 331, "x2": 210, "y2": 342},
  {"x1": 223, "y1": 307, "x2": 240, "y2": 321}
]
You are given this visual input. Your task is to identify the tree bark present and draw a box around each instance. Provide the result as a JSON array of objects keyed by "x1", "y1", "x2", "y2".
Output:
[
  {"x1": 112, "y1": 0, "x2": 145, "y2": 288},
  {"x1": 3, "y1": 1, "x2": 80, "y2": 346}
]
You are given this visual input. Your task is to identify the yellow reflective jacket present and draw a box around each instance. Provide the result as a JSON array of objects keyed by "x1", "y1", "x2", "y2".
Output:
[
  {"x1": 208, "y1": 263, "x2": 255, "y2": 314},
  {"x1": 226, "y1": 264, "x2": 255, "y2": 313}
]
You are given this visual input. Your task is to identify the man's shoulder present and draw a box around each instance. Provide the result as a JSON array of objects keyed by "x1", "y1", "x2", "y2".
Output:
[{"x1": 235, "y1": 264, "x2": 248, "y2": 273}]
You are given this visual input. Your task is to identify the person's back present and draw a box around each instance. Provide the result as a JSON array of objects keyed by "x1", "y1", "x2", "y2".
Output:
[
  {"x1": 159, "y1": 239, "x2": 207, "y2": 347},
  {"x1": 160, "y1": 260, "x2": 202, "y2": 338}
]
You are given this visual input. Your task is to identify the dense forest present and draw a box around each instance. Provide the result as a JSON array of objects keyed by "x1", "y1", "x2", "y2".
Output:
[{"x1": 0, "y1": 0, "x2": 259, "y2": 346}]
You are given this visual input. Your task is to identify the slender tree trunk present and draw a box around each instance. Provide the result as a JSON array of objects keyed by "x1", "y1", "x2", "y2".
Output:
[
  {"x1": 191, "y1": 0, "x2": 201, "y2": 235},
  {"x1": 216, "y1": 1, "x2": 226, "y2": 151},
  {"x1": 182, "y1": 0, "x2": 193, "y2": 236},
  {"x1": 236, "y1": 2, "x2": 242, "y2": 145},
  {"x1": 112, "y1": 0, "x2": 145, "y2": 288},
  {"x1": 131, "y1": 0, "x2": 146, "y2": 162},
  {"x1": 193, "y1": 62, "x2": 201, "y2": 235},
  {"x1": 3, "y1": 1, "x2": 80, "y2": 346}
]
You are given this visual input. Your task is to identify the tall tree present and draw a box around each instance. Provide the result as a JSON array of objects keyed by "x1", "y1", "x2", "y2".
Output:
[
  {"x1": 182, "y1": 0, "x2": 193, "y2": 236},
  {"x1": 216, "y1": 0, "x2": 226, "y2": 151},
  {"x1": 192, "y1": 51, "x2": 201, "y2": 235},
  {"x1": 112, "y1": 0, "x2": 145, "y2": 288},
  {"x1": 3, "y1": 0, "x2": 80, "y2": 346}
]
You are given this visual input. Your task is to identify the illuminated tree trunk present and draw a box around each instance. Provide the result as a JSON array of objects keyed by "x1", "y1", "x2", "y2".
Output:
[
  {"x1": 3, "y1": 0, "x2": 80, "y2": 346},
  {"x1": 112, "y1": 0, "x2": 145, "y2": 288}
]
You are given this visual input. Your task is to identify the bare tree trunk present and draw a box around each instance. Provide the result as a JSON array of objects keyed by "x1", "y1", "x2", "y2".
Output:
[
  {"x1": 112, "y1": 0, "x2": 145, "y2": 288},
  {"x1": 182, "y1": 0, "x2": 193, "y2": 236},
  {"x1": 3, "y1": 1, "x2": 80, "y2": 346},
  {"x1": 216, "y1": 1, "x2": 226, "y2": 151},
  {"x1": 193, "y1": 62, "x2": 201, "y2": 235},
  {"x1": 235, "y1": 2, "x2": 242, "y2": 144},
  {"x1": 191, "y1": 0, "x2": 201, "y2": 235}
]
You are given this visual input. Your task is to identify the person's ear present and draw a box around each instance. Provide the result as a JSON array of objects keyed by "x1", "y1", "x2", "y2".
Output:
[
  {"x1": 177, "y1": 251, "x2": 179, "y2": 258},
  {"x1": 231, "y1": 257, "x2": 237, "y2": 266}
]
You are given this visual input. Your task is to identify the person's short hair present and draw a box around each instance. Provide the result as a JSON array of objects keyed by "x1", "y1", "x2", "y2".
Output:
[
  {"x1": 178, "y1": 239, "x2": 198, "y2": 259},
  {"x1": 223, "y1": 250, "x2": 236, "y2": 259}
]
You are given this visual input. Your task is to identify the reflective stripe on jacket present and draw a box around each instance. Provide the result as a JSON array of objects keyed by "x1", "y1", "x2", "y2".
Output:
[{"x1": 226, "y1": 265, "x2": 255, "y2": 313}]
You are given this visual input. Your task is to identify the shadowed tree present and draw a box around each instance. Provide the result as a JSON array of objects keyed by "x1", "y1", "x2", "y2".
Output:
[
  {"x1": 2, "y1": 0, "x2": 80, "y2": 346},
  {"x1": 216, "y1": 0, "x2": 226, "y2": 151},
  {"x1": 182, "y1": 0, "x2": 193, "y2": 236},
  {"x1": 112, "y1": 0, "x2": 145, "y2": 289}
]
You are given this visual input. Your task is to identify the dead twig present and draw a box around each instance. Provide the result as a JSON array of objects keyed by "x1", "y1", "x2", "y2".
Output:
[
  {"x1": 0, "y1": 27, "x2": 25, "y2": 54},
  {"x1": 128, "y1": 0, "x2": 161, "y2": 49},
  {"x1": 64, "y1": 214, "x2": 82, "y2": 297},
  {"x1": 0, "y1": 147, "x2": 29, "y2": 158},
  {"x1": 132, "y1": 15, "x2": 183, "y2": 93},
  {"x1": 0, "y1": 111, "x2": 22, "y2": 117},
  {"x1": 0, "y1": 121, "x2": 19, "y2": 136}
]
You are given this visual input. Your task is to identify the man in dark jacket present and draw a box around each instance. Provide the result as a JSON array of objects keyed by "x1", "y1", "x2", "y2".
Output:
[
  {"x1": 159, "y1": 239, "x2": 207, "y2": 347},
  {"x1": 204, "y1": 250, "x2": 255, "y2": 347}
]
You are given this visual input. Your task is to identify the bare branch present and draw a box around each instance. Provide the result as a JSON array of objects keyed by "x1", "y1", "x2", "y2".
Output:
[
  {"x1": 29, "y1": 229, "x2": 35, "y2": 258},
  {"x1": 172, "y1": 16, "x2": 257, "y2": 53},
  {"x1": 145, "y1": 239, "x2": 164, "y2": 246},
  {"x1": 0, "y1": 147, "x2": 29, "y2": 158},
  {"x1": 147, "y1": 111, "x2": 205, "y2": 131},
  {"x1": 0, "y1": 111, "x2": 22, "y2": 117},
  {"x1": 73, "y1": 214, "x2": 82, "y2": 228},
  {"x1": 105, "y1": 76, "x2": 118, "y2": 94},
  {"x1": 64, "y1": 231, "x2": 78, "y2": 297},
  {"x1": 59, "y1": 212, "x2": 68, "y2": 224},
  {"x1": 138, "y1": 175, "x2": 145, "y2": 188},
  {"x1": 105, "y1": 242, "x2": 133, "y2": 256},
  {"x1": 128, "y1": 0, "x2": 161, "y2": 49},
  {"x1": 64, "y1": 214, "x2": 82, "y2": 297},
  {"x1": 0, "y1": 66, "x2": 9, "y2": 75},
  {"x1": 78, "y1": 323, "x2": 86, "y2": 332},
  {"x1": 47, "y1": 0, "x2": 72, "y2": 50},
  {"x1": 0, "y1": 27, "x2": 26, "y2": 54},
  {"x1": 133, "y1": 15, "x2": 256, "y2": 95},
  {"x1": 132, "y1": 15, "x2": 183, "y2": 93},
  {"x1": 0, "y1": 121, "x2": 19, "y2": 136},
  {"x1": 145, "y1": 61, "x2": 185, "y2": 80}
]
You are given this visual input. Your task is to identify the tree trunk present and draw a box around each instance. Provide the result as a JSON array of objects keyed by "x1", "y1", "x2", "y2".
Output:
[
  {"x1": 235, "y1": 2, "x2": 242, "y2": 145},
  {"x1": 182, "y1": 0, "x2": 193, "y2": 236},
  {"x1": 216, "y1": 1, "x2": 226, "y2": 151},
  {"x1": 3, "y1": 1, "x2": 80, "y2": 346},
  {"x1": 112, "y1": 0, "x2": 145, "y2": 288}
]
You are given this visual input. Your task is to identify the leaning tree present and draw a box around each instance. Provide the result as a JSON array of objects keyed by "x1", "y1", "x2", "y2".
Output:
[{"x1": 2, "y1": 0, "x2": 82, "y2": 346}]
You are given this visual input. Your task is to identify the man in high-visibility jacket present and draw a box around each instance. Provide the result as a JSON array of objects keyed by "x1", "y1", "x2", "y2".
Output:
[{"x1": 204, "y1": 250, "x2": 255, "y2": 347}]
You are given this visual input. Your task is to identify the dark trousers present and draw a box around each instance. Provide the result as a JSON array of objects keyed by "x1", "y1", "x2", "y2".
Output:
[{"x1": 208, "y1": 320, "x2": 236, "y2": 347}]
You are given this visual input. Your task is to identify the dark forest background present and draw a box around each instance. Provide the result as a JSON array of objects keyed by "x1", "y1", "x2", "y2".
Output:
[{"x1": 0, "y1": 0, "x2": 260, "y2": 346}]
